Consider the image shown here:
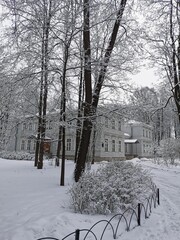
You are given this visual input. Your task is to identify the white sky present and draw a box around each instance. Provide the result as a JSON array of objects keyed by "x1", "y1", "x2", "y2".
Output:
[{"x1": 129, "y1": 68, "x2": 160, "y2": 88}]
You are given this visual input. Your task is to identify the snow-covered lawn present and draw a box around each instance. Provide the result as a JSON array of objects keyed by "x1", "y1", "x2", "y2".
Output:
[{"x1": 0, "y1": 158, "x2": 180, "y2": 240}]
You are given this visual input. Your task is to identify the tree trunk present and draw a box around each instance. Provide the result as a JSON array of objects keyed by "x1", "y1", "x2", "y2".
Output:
[
  {"x1": 91, "y1": 126, "x2": 96, "y2": 164},
  {"x1": 56, "y1": 122, "x2": 62, "y2": 167},
  {"x1": 60, "y1": 121, "x2": 66, "y2": 186},
  {"x1": 92, "y1": 0, "x2": 127, "y2": 110},
  {"x1": 74, "y1": 0, "x2": 92, "y2": 182},
  {"x1": 75, "y1": 50, "x2": 84, "y2": 163},
  {"x1": 170, "y1": 0, "x2": 180, "y2": 124},
  {"x1": 35, "y1": 20, "x2": 45, "y2": 167},
  {"x1": 37, "y1": 0, "x2": 51, "y2": 169},
  {"x1": 59, "y1": 43, "x2": 69, "y2": 185},
  {"x1": 75, "y1": 0, "x2": 128, "y2": 182}
]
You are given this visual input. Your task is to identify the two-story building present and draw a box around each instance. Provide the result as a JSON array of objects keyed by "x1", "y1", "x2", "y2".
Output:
[
  {"x1": 124, "y1": 121, "x2": 153, "y2": 159},
  {"x1": 91, "y1": 114, "x2": 125, "y2": 161},
  {"x1": 7, "y1": 109, "x2": 125, "y2": 161}
]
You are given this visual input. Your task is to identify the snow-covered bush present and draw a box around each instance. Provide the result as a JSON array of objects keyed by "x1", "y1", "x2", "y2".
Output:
[
  {"x1": 158, "y1": 138, "x2": 180, "y2": 165},
  {"x1": 69, "y1": 161, "x2": 154, "y2": 215},
  {"x1": 0, "y1": 151, "x2": 34, "y2": 161}
]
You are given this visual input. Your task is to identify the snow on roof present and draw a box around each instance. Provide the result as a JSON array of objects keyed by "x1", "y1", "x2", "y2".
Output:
[
  {"x1": 124, "y1": 139, "x2": 139, "y2": 143},
  {"x1": 124, "y1": 133, "x2": 130, "y2": 137},
  {"x1": 126, "y1": 120, "x2": 153, "y2": 129},
  {"x1": 127, "y1": 120, "x2": 141, "y2": 125},
  {"x1": 28, "y1": 135, "x2": 51, "y2": 140}
]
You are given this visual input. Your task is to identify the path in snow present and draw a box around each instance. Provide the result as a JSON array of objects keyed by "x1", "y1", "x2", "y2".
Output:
[
  {"x1": 127, "y1": 160, "x2": 180, "y2": 240},
  {"x1": 1, "y1": 158, "x2": 180, "y2": 240}
]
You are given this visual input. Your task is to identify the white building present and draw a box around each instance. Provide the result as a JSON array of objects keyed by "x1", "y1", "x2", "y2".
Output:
[
  {"x1": 124, "y1": 121, "x2": 153, "y2": 159},
  {"x1": 7, "y1": 110, "x2": 125, "y2": 161}
]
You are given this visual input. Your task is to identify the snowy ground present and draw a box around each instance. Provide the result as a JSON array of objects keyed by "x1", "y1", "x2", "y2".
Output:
[{"x1": 0, "y1": 158, "x2": 180, "y2": 240}]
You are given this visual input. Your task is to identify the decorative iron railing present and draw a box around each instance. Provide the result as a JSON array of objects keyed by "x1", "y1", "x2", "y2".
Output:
[{"x1": 37, "y1": 188, "x2": 160, "y2": 240}]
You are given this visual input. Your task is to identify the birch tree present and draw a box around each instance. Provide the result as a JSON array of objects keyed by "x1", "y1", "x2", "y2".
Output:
[{"x1": 1, "y1": 0, "x2": 64, "y2": 168}]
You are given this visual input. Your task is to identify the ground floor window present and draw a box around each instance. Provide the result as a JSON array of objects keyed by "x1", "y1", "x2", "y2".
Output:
[
  {"x1": 33, "y1": 140, "x2": 36, "y2": 150},
  {"x1": 27, "y1": 139, "x2": 31, "y2": 151},
  {"x1": 112, "y1": 140, "x2": 115, "y2": 152},
  {"x1": 143, "y1": 144, "x2": 146, "y2": 153},
  {"x1": 20, "y1": 139, "x2": 25, "y2": 151},
  {"x1": 105, "y1": 139, "x2": 108, "y2": 152},
  {"x1": 125, "y1": 144, "x2": 128, "y2": 153},
  {"x1": 66, "y1": 138, "x2": 72, "y2": 151},
  {"x1": 118, "y1": 140, "x2": 121, "y2": 152}
]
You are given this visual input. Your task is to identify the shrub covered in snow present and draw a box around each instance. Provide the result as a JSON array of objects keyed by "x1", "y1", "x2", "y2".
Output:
[
  {"x1": 69, "y1": 161, "x2": 154, "y2": 215},
  {"x1": 158, "y1": 138, "x2": 180, "y2": 165},
  {"x1": 0, "y1": 151, "x2": 34, "y2": 161}
]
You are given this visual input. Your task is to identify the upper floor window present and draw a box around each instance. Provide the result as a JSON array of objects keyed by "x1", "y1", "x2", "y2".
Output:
[
  {"x1": 118, "y1": 121, "x2": 121, "y2": 131},
  {"x1": 112, "y1": 140, "x2": 115, "y2": 152},
  {"x1": 146, "y1": 130, "x2": 148, "y2": 137},
  {"x1": 105, "y1": 118, "x2": 108, "y2": 128},
  {"x1": 34, "y1": 122, "x2": 38, "y2": 130},
  {"x1": 46, "y1": 120, "x2": 52, "y2": 130},
  {"x1": 112, "y1": 119, "x2": 115, "y2": 129},
  {"x1": 29, "y1": 122, "x2": 33, "y2": 131},
  {"x1": 22, "y1": 123, "x2": 26, "y2": 130},
  {"x1": 105, "y1": 139, "x2": 108, "y2": 152},
  {"x1": 66, "y1": 138, "x2": 72, "y2": 151},
  {"x1": 143, "y1": 129, "x2": 145, "y2": 137}
]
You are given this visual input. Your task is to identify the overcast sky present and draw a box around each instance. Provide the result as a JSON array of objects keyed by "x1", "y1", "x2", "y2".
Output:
[{"x1": 129, "y1": 68, "x2": 160, "y2": 88}]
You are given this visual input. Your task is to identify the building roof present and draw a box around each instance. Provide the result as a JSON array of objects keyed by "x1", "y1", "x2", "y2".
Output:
[
  {"x1": 125, "y1": 120, "x2": 153, "y2": 130},
  {"x1": 124, "y1": 133, "x2": 130, "y2": 137},
  {"x1": 28, "y1": 135, "x2": 51, "y2": 140},
  {"x1": 124, "y1": 139, "x2": 139, "y2": 144}
]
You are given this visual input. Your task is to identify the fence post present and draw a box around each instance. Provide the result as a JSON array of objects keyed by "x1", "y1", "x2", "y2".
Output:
[
  {"x1": 157, "y1": 188, "x2": 160, "y2": 205},
  {"x1": 75, "y1": 229, "x2": 80, "y2": 240},
  {"x1": 137, "y1": 203, "x2": 141, "y2": 226}
]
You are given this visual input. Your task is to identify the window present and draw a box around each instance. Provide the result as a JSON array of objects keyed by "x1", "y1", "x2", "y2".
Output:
[
  {"x1": 33, "y1": 140, "x2": 36, "y2": 150},
  {"x1": 47, "y1": 120, "x2": 53, "y2": 130},
  {"x1": 27, "y1": 139, "x2": 31, "y2": 151},
  {"x1": 125, "y1": 144, "x2": 128, "y2": 153},
  {"x1": 22, "y1": 123, "x2": 26, "y2": 130},
  {"x1": 105, "y1": 139, "x2": 108, "y2": 152},
  {"x1": 68, "y1": 121, "x2": 72, "y2": 126},
  {"x1": 29, "y1": 122, "x2": 33, "y2": 131},
  {"x1": 146, "y1": 130, "x2": 148, "y2": 137},
  {"x1": 112, "y1": 120, "x2": 115, "y2": 129},
  {"x1": 143, "y1": 129, "x2": 145, "y2": 137},
  {"x1": 118, "y1": 121, "x2": 121, "y2": 131},
  {"x1": 143, "y1": 144, "x2": 146, "y2": 153},
  {"x1": 21, "y1": 139, "x2": 25, "y2": 151},
  {"x1": 118, "y1": 141, "x2": 121, "y2": 152},
  {"x1": 34, "y1": 122, "x2": 38, "y2": 130},
  {"x1": 105, "y1": 118, "x2": 108, "y2": 128},
  {"x1": 112, "y1": 140, "x2": 115, "y2": 152},
  {"x1": 66, "y1": 138, "x2": 72, "y2": 151}
]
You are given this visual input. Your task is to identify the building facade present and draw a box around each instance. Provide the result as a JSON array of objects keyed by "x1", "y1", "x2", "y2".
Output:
[
  {"x1": 7, "y1": 111, "x2": 125, "y2": 161},
  {"x1": 124, "y1": 121, "x2": 153, "y2": 159}
]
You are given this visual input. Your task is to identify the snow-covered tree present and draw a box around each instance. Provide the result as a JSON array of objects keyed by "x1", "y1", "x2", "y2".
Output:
[
  {"x1": 142, "y1": 0, "x2": 180, "y2": 126},
  {"x1": 158, "y1": 138, "x2": 180, "y2": 165}
]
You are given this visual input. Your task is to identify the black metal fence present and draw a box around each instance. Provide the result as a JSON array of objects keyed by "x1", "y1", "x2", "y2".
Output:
[{"x1": 37, "y1": 188, "x2": 160, "y2": 240}]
